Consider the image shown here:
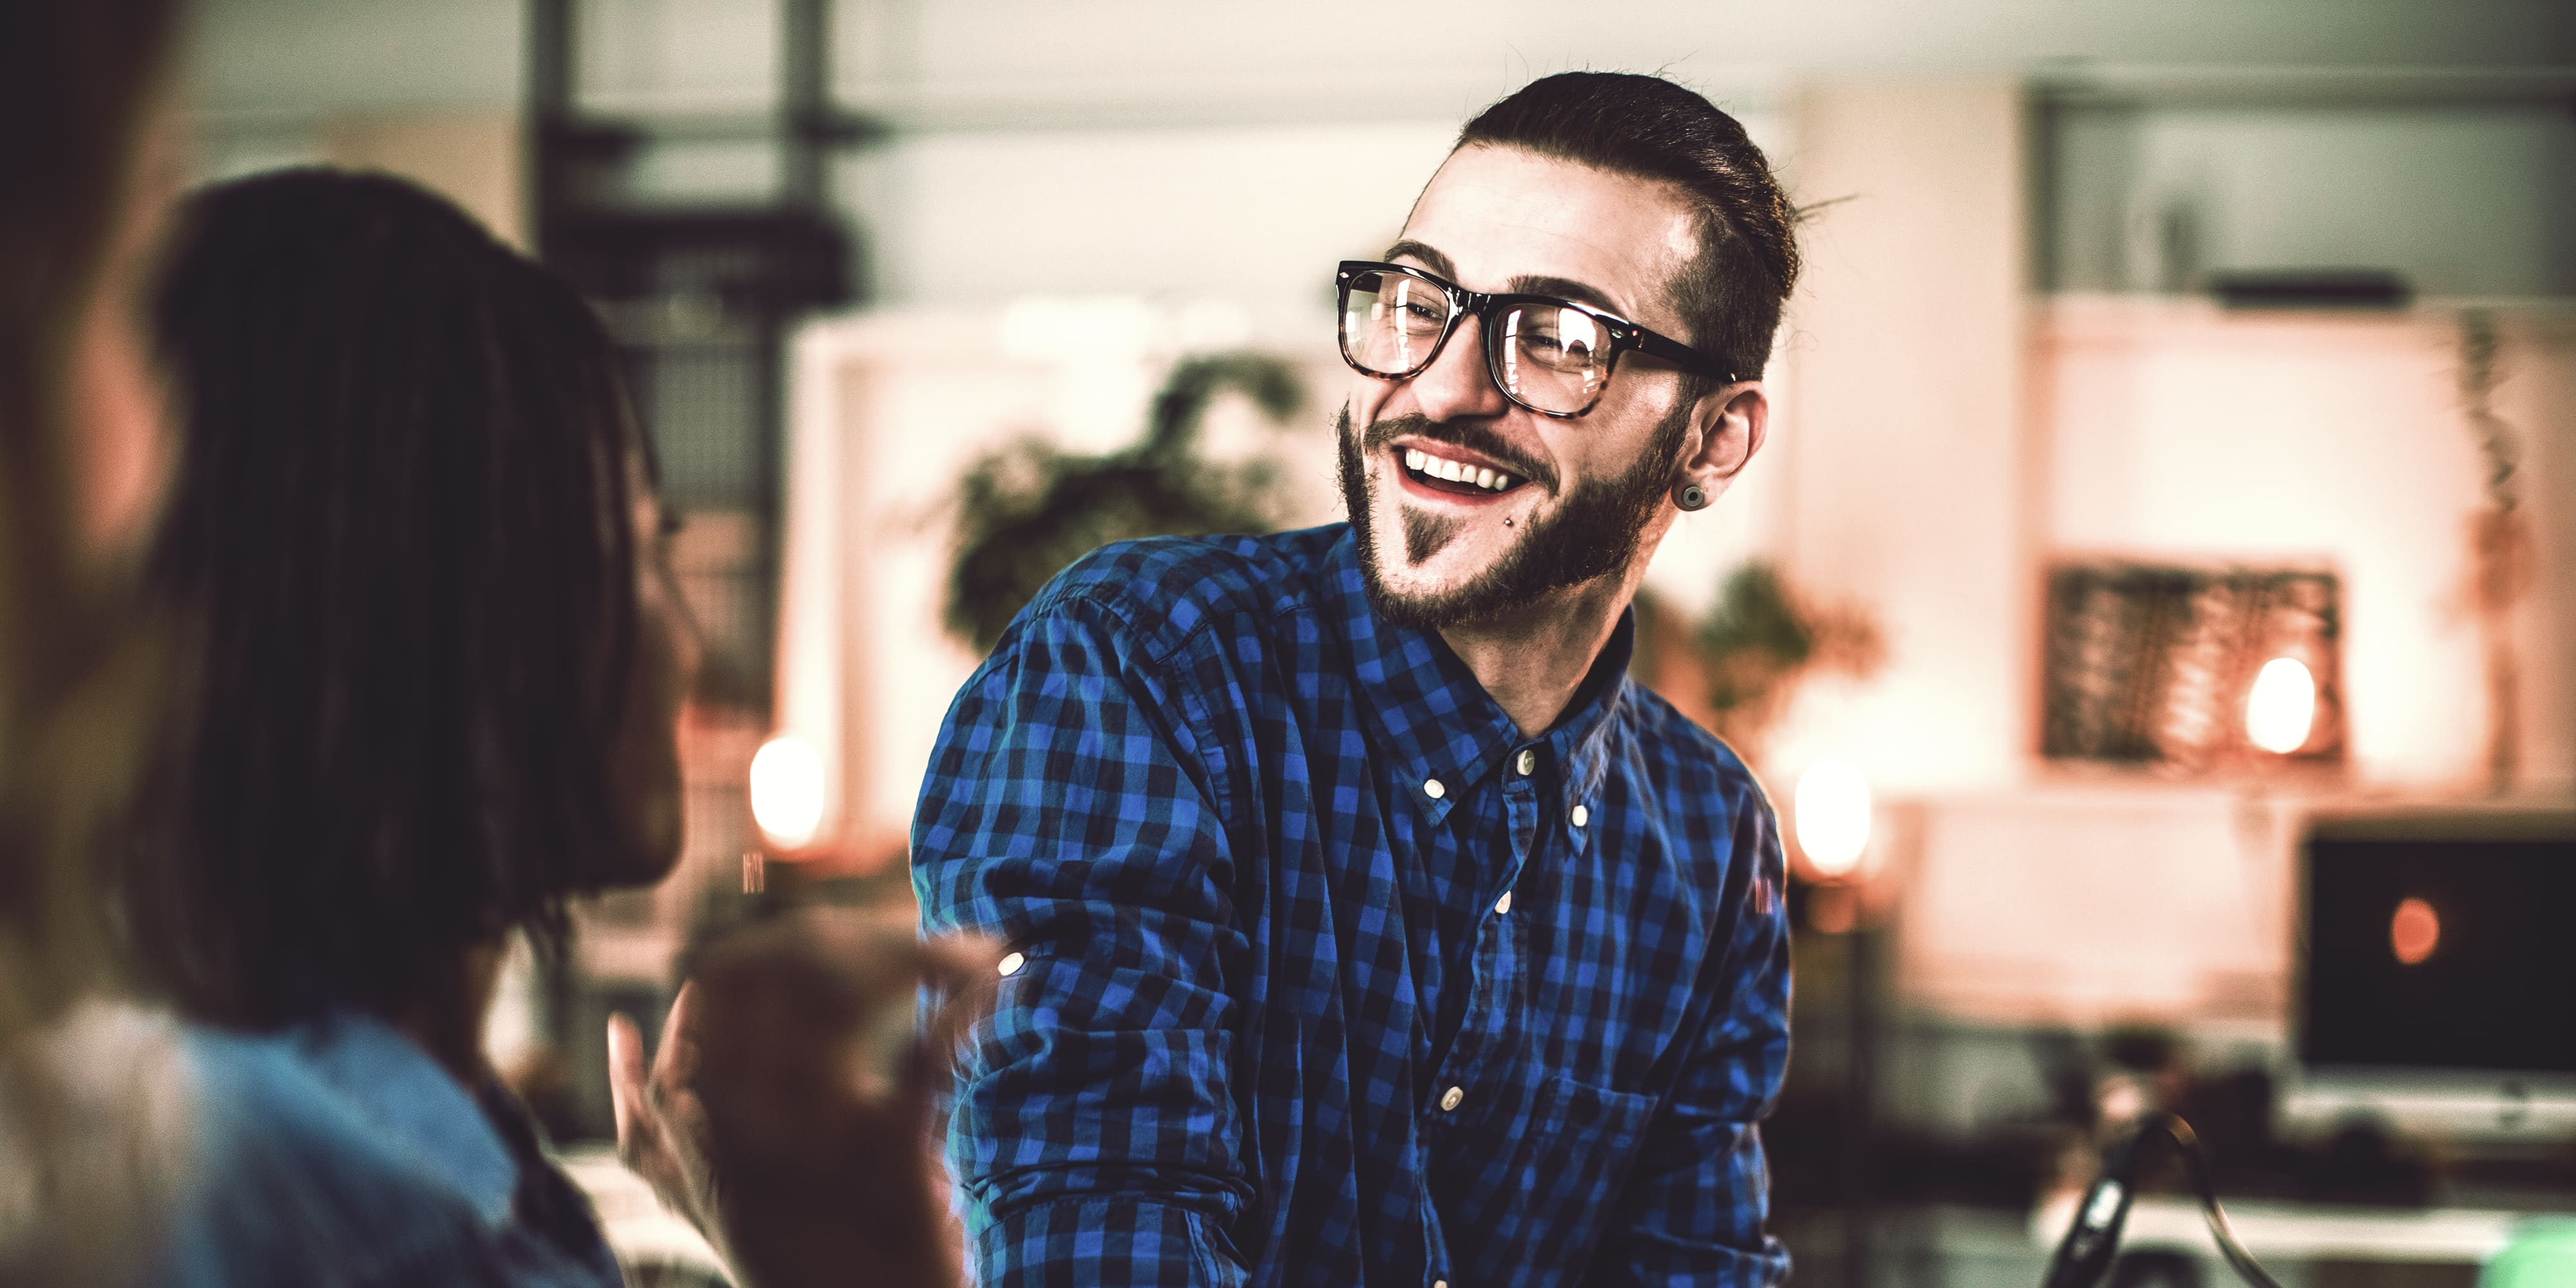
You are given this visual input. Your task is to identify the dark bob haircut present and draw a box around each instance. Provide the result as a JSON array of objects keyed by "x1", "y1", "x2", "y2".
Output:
[
  {"x1": 135, "y1": 169, "x2": 649, "y2": 1027},
  {"x1": 1459, "y1": 71, "x2": 1800, "y2": 386}
]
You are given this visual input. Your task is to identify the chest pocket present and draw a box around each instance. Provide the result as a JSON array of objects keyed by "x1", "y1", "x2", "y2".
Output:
[{"x1": 1438, "y1": 1072, "x2": 1660, "y2": 1285}]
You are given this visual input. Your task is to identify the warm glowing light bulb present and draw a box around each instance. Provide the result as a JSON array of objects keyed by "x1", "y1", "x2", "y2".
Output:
[
  {"x1": 2391, "y1": 897, "x2": 2440, "y2": 966},
  {"x1": 750, "y1": 735, "x2": 826, "y2": 850},
  {"x1": 2245, "y1": 656, "x2": 2317, "y2": 755},
  {"x1": 1795, "y1": 757, "x2": 1873, "y2": 880}
]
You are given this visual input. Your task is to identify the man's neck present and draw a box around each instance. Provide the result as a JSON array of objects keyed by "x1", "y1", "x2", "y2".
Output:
[{"x1": 1438, "y1": 563, "x2": 1646, "y2": 738}]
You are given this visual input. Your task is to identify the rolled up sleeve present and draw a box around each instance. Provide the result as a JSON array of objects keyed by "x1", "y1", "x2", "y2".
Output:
[{"x1": 913, "y1": 591, "x2": 1251, "y2": 1288}]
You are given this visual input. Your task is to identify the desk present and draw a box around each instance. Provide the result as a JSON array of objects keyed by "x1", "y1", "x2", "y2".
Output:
[{"x1": 2029, "y1": 1191, "x2": 2551, "y2": 1265}]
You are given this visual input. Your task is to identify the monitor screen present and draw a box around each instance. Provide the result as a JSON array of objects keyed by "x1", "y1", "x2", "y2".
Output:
[{"x1": 2300, "y1": 813, "x2": 2576, "y2": 1076}]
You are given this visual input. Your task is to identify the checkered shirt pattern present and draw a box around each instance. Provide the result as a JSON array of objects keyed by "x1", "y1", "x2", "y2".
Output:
[{"x1": 913, "y1": 524, "x2": 1792, "y2": 1288}]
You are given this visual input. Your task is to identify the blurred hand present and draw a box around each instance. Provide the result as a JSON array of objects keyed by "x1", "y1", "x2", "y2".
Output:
[{"x1": 609, "y1": 909, "x2": 1001, "y2": 1288}]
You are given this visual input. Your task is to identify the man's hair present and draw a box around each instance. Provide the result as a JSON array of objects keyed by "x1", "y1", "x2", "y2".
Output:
[
  {"x1": 1458, "y1": 71, "x2": 1799, "y2": 386},
  {"x1": 132, "y1": 169, "x2": 652, "y2": 1028}
]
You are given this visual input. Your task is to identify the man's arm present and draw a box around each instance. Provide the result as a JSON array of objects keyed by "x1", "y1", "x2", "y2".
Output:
[
  {"x1": 1585, "y1": 789, "x2": 1794, "y2": 1287},
  {"x1": 913, "y1": 589, "x2": 1253, "y2": 1288}
]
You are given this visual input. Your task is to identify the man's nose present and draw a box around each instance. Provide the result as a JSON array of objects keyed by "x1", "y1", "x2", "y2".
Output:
[{"x1": 1406, "y1": 314, "x2": 1510, "y2": 422}]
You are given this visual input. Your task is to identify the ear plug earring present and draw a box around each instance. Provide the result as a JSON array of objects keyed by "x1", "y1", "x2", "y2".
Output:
[{"x1": 1676, "y1": 483, "x2": 1709, "y2": 511}]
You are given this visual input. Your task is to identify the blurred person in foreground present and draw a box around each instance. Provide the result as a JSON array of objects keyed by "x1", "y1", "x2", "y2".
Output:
[
  {"x1": 909, "y1": 71, "x2": 1799, "y2": 1286},
  {"x1": 0, "y1": 0, "x2": 194, "y2": 1282},
  {"x1": 132, "y1": 168, "x2": 992, "y2": 1287}
]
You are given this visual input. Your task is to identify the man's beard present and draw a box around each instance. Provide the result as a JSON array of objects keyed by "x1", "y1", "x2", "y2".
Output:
[{"x1": 1334, "y1": 402, "x2": 1692, "y2": 633}]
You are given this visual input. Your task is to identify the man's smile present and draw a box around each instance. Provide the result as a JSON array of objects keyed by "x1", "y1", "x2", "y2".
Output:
[{"x1": 1389, "y1": 439, "x2": 1533, "y2": 503}]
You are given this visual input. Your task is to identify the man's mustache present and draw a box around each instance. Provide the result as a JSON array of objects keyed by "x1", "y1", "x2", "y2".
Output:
[{"x1": 1356, "y1": 413, "x2": 1558, "y2": 494}]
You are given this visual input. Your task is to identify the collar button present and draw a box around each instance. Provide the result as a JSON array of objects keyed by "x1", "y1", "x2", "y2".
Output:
[
  {"x1": 1423, "y1": 777, "x2": 1446, "y2": 800},
  {"x1": 1514, "y1": 748, "x2": 1537, "y2": 776}
]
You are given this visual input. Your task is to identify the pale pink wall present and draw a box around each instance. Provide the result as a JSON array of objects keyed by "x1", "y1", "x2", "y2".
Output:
[
  {"x1": 1774, "y1": 80, "x2": 2036, "y2": 794},
  {"x1": 2041, "y1": 299, "x2": 2576, "y2": 794}
]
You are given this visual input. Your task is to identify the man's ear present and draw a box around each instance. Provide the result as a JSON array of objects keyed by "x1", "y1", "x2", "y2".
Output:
[{"x1": 1676, "y1": 381, "x2": 1768, "y2": 500}]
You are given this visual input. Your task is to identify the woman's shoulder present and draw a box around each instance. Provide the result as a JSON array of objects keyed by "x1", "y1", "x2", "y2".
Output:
[
  {"x1": 158, "y1": 1014, "x2": 620, "y2": 1287},
  {"x1": 0, "y1": 1001, "x2": 194, "y2": 1287}
]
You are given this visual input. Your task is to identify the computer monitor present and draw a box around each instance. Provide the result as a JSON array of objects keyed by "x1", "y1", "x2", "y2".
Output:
[{"x1": 2286, "y1": 810, "x2": 2576, "y2": 1144}]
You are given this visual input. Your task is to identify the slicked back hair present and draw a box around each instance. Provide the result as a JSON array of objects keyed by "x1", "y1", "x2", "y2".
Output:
[
  {"x1": 1457, "y1": 71, "x2": 1798, "y2": 387},
  {"x1": 136, "y1": 169, "x2": 648, "y2": 1028}
]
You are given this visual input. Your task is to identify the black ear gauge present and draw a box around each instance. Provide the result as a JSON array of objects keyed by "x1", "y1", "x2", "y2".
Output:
[{"x1": 1676, "y1": 483, "x2": 1710, "y2": 511}]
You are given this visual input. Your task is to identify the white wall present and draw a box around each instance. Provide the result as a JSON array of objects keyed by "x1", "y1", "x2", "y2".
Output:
[
  {"x1": 1771, "y1": 80, "x2": 2035, "y2": 796},
  {"x1": 2041, "y1": 298, "x2": 2576, "y2": 793}
]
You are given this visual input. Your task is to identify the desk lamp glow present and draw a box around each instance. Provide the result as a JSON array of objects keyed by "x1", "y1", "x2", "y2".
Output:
[
  {"x1": 1794, "y1": 756, "x2": 1872, "y2": 881},
  {"x1": 750, "y1": 734, "x2": 826, "y2": 851}
]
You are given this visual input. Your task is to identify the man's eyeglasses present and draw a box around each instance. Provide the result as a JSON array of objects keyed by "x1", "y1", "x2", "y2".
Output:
[{"x1": 1335, "y1": 260, "x2": 1733, "y2": 419}]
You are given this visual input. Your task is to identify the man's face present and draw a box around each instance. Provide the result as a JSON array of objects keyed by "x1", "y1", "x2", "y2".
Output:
[{"x1": 1338, "y1": 144, "x2": 1708, "y2": 630}]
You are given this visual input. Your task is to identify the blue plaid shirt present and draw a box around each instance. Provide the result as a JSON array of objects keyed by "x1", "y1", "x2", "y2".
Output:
[{"x1": 914, "y1": 524, "x2": 1792, "y2": 1287}]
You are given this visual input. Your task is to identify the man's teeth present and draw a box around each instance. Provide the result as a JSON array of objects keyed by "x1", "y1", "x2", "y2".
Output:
[{"x1": 1401, "y1": 448, "x2": 1518, "y2": 492}]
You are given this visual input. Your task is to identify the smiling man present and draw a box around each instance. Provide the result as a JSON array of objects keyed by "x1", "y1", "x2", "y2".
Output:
[{"x1": 914, "y1": 72, "x2": 1799, "y2": 1287}]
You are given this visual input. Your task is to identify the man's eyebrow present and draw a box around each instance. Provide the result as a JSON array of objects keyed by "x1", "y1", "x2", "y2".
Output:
[
  {"x1": 1382, "y1": 239, "x2": 1456, "y2": 279},
  {"x1": 1508, "y1": 274, "x2": 1627, "y2": 317},
  {"x1": 1380, "y1": 244, "x2": 1638, "y2": 320}
]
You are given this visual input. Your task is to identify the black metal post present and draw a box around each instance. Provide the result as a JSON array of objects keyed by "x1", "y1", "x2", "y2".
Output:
[
  {"x1": 780, "y1": 0, "x2": 831, "y2": 209},
  {"x1": 525, "y1": 0, "x2": 575, "y2": 252},
  {"x1": 1844, "y1": 923, "x2": 1879, "y2": 1288}
]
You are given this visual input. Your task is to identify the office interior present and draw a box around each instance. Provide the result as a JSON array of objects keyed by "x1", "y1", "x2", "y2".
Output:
[{"x1": 188, "y1": 1, "x2": 2576, "y2": 1285}]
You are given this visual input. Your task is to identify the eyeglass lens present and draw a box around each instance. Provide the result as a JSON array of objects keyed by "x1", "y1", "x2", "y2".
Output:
[{"x1": 1340, "y1": 267, "x2": 1613, "y2": 415}]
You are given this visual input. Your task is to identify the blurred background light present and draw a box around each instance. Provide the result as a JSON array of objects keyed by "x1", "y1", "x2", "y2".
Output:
[
  {"x1": 2391, "y1": 895, "x2": 2441, "y2": 967},
  {"x1": 1794, "y1": 756, "x2": 1873, "y2": 880},
  {"x1": 748, "y1": 734, "x2": 826, "y2": 850},
  {"x1": 2245, "y1": 655, "x2": 2318, "y2": 755}
]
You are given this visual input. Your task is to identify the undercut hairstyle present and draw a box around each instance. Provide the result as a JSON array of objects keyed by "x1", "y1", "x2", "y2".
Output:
[
  {"x1": 133, "y1": 169, "x2": 649, "y2": 1028},
  {"x1": 1458, "y1": 71, "x2": 1799, "y2": 386}
]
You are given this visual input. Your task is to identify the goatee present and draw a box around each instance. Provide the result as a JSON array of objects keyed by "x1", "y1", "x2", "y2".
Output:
[{"x1": 1335, "y1": 402, "x2": 1691, "y2": 632}]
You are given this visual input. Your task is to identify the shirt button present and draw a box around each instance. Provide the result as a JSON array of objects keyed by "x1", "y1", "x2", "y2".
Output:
[
  {"x1": 1571, "y1": 804, "x2": 1589, "y2": 828},
  {"x1": 1423, "y1": 777, "x2": 1445, "y2": 800},
  {"x1": 1514, "y1": 748, "x2": 1537, "y2": 776},
  {"x1": 997, "y1": 952, "x2": 1026, "y2": 977},
  {"x1": 1434, "y1": 1281, "x2": 1449, "y2": 1288},
  {"x1": 1439, "y1": 1085, "x2": 1464, "y2": 1112},
  {"x1": 1494, "y1": 891, "x2": 1512, "y2": 916}
]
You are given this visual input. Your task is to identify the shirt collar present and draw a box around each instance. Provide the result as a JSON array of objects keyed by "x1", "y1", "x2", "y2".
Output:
[
  {"x1": 1325, "y1": 526, "x2": 1634, "y2": 824},
  {"x1": 287, "y1": 1012, "x2": 520, "y2": 1227}
]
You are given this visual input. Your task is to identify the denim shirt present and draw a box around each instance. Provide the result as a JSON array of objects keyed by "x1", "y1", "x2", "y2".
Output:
[{"x1": 144, "y1": 1012, "x2": 623, "y2": 1288}]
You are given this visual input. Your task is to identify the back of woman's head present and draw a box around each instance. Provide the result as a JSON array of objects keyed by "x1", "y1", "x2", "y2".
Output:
[{"x1": 140, "y1": 169, "x2": 654, "y2": 1027}]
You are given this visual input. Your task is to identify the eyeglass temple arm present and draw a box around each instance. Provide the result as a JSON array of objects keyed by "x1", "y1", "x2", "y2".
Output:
[{"x1": 1627, "y1": 328, "x2": 1734, "y2": 383}]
